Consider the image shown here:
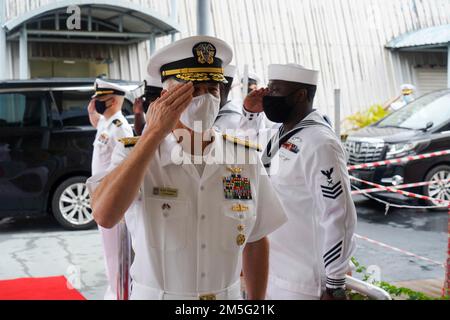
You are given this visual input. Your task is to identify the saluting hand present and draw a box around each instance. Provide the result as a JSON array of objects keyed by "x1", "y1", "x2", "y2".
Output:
[
  {"x1": 133, "y1": 97, "x2": 145, "y2": 115},
  {"x1": 145, "y1": 82, "x2": 194, "y2": 137},
  {"x1": 243, "y1": 88, "x2": 269, "y2": 113},
  {"x1": 87, "y1": 99, "x2": 97, "y2": 115}
]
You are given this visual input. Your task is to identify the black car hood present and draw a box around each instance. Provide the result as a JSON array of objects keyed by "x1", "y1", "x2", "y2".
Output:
[{"x1": 350, "y1": 126, "x2": 422, "y2": 143}]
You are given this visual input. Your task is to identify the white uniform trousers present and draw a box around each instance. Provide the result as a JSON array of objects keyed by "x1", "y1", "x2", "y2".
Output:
[{"x1": 266, "y1": 279, "x2": 320, "y2": 300}]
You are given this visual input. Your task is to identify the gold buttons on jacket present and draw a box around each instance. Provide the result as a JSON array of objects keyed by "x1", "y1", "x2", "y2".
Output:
[{"x1": 236, "y1": 234, "x2": 246, "y2": 246}]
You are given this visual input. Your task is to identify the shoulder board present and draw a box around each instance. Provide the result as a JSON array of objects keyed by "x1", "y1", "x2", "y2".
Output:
[
  {"x1": 222, "y1": 134, "x2": 262, "y2": 152},
  {"x1": 118, "y1": 137, "x2": 140, "y2": 148},
  {"x1": 113, "y1": 119, "x2": 123, "y2": 127}
]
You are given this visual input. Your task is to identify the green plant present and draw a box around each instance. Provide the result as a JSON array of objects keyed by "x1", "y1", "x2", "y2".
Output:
[
  {"x1": 344, "y1": 104, "x2": 390, "y2": 133},
  {"x1": 349, "y1": 258, "x2": 448, "y2": 300}
]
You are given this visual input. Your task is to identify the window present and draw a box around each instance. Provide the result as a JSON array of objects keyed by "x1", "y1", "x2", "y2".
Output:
[
  {"x1": 52, "y1": 90, "x2": 134, "y2": 127},
  {"x1": 52, "y1": 90, "x2": 92, "y2": 126},
  {"x1": 377, "y1": 91, "x2": 450, "y2": 131},
  {"x1": 0, "y1": 93, "x2": 48, "y2": 128}
]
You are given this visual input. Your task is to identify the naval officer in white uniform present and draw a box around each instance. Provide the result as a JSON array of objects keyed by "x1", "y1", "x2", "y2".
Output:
[
  {"x1": 87, "y1": 36, "x2": 287, "y2": 300},
  {"x1": 88, "y1": 79, "x2": 134, "y2": 300}
]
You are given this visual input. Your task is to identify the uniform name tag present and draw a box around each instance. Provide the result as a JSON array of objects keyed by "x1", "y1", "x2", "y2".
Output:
[{"x1": 153, "y1": 187, "x2": 178, "y2": 198}]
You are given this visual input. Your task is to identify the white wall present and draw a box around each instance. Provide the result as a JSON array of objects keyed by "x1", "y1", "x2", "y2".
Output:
[{"x1": 4, "y1": 0, "x2": 450, "y2": 121}]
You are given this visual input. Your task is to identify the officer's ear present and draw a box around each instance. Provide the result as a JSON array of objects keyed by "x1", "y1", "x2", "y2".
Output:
[{"x1": 294, "y1": 87, "x2": 308, "y2": 104}]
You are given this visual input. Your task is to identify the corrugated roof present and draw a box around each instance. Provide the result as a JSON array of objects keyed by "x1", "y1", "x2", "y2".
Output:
[{"x1": 386, "y1": 24, "x2": 450, "y2": 50}]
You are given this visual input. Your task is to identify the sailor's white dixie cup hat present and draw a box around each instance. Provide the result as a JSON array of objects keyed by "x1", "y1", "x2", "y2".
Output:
[
  {"x1": 268, "y1": 64, "x2": 320, "y2": 85},
  {"x1": 92, "y1": 79, "x2": 127, "y2": 98},
  {"x1": 147, "y1": 35, "x2": 233, "y2": 84}
]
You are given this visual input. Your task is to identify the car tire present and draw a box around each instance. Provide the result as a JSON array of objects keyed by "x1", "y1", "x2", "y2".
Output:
[
  {"x1": 51, "y1": 176, "x2": 96, "y2": 230},
  {"x1": 423, "y1": 165, "x2": 450, "y2": 209}
]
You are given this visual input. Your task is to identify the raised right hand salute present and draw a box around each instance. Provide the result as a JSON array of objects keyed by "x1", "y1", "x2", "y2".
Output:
[{"x1": 90, "y1": 82, "x2": 194, "y2": 229}]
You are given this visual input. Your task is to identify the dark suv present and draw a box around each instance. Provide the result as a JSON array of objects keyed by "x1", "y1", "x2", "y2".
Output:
[
  {"x1": 345, "y1": 89, "x2": 450, "y2": 206},
  {"x1": 0, "y1": 78, "x2": 137, "y2": 230}
]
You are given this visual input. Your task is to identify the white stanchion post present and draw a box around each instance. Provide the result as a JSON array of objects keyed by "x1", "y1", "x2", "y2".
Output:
[
  {"x1": 242, "y1": 64, "x2": 249, "y2": 101},
  {"x1": 117, "y1": 220, "x2": 132, "y2": 300},
  {"x1": 445, "y1": 205, "x2": 450, "y2": 298},
  {"x1": 334, "y1": 89, "x2": 341, "y2": 139}
]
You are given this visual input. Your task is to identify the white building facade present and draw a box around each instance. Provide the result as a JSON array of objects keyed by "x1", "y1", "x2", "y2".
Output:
[{"x1": 1, "y1": 0, "x2": 449, "y2": 120}]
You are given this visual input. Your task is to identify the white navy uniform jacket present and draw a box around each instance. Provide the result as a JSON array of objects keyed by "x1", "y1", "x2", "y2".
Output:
[
  {"x1": 91, "y1": 111, "x2": 133, "y2": 300},
  {"x1": 87, "y1": 130, "x2": 287, "y2": 300},
  {"x1": 214, "y1": 100, "x2": 243, "y2": 132},
  {"x1": 263, "y1": 111, "x2": 357, "y2": 297},
  {"x1": 92, "y1": 111, "x2": 133, "y2": 176},
  {"x1": 214, "y1": 101, "x2": 269, "y2": 141}
]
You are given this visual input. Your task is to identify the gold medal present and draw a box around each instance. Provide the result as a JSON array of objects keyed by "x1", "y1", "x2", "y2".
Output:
[{"x1": 236, "y1": 234, "x2": 246, "y2": 246}]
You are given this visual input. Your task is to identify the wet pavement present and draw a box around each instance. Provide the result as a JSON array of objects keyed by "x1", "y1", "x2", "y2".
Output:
[
  {"x1": 352, "y1": 195, "x2": 447, "y2": 284},
  {"x1": 0, "y1": 195, "x2": 448, "y2": 300}
]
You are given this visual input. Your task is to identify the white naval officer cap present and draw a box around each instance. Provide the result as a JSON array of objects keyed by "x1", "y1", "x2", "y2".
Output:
[
  {"x1": 242, "y1": 71, "x2": 261, "y2": 84},
  {"x1": 268, "y1": 64, "x2": 319, "y2": 86},
  {"x1": 147, "y1": 35, "x2": 233, "y2": 84},
  {"x1": 224, "y1": 65, "x2": 237, "y2": 80},
  {"x1": 92, "y1": 78, "x2": 127, "y2": 98},
  {"x1": 248, "y1": 71, "x2": 261, "y2": 84},
  {"x1": 144, "y1": 74, "x2": 163, "y2": 89},
  {"x1": 400, "y1": 83, "x2": 415, "y2": 94}
]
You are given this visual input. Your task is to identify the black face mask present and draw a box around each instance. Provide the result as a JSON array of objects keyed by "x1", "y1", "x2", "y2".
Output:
[
  {"x1": 95, "y1": 99, "x2": 111, "y2": 115},
  {"x1": 263, "y1": 95, "x2": 296, "y2": 123}
]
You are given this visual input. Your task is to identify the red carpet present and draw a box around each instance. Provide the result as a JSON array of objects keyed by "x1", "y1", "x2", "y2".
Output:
[{"x1": 0, "y1": 276, "x2": 86, "y2": 300}]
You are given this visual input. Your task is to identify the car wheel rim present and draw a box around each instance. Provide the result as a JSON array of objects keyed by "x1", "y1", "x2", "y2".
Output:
[
  {"x1": 59, "y1": 183, "x2": 93, "y2": 226},
  {"x1": 427, "y1": 170, "x2": 450, "y2": 206}
]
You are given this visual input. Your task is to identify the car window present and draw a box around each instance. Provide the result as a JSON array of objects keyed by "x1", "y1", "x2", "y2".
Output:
[
  {"x1": 122, "y1": 99, "x2": 133, "y2": 116},
  {"x1": 377, "y1": 91, "x2": 450, "y2": 130},
  {"x1": 0, "y1": 92, "x2": 48, "y2": 128},
  {"x1": 52, "y1": 90, "x2": 92, "y2": 126},
  {"x1": 52, "y1": 90, "x2": 134, "y2": 127}
]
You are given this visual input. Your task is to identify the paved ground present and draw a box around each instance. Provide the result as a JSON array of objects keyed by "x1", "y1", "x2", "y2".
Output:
[
  {"x1": 0, "y1": 217, "x2": 105, "y2": 300},
  {"x1": 352, "y1": 195, "x2": 447, "y2": 284},
  {"x1": 0, "y1": 195, "x2": 447, "y2": 300}
]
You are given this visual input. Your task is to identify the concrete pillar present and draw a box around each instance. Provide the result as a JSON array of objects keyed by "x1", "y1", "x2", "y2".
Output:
[
  {"x1": 149, "y1": 34, "x2": 156, "y2": 56},
  {"x1": 171, "y1": 0, "x2": 178, "y2": 21},
  {"x1": 447, "y1": 44, "x2": 450, "y2": 89},
  {"x1": 0, "y1": 0, "x2": 7, "y2": 80},
  {"x1": 197, "y1": 0, "x2": 212, "y2": 36},
  {"x1": 334, "y1": 89, "x2": 341, "y2": 139},
  {"x1": 19, "y1": 25, "x2": 29, "y2": 79}
]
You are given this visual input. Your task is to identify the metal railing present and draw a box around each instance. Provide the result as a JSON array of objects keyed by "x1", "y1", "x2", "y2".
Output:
[{"x1": 346, "y1": 275, "x2": 392, "y2": 300}]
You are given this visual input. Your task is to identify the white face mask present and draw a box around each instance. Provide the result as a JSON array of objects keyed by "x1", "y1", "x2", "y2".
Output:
[{"x1": 180, "y1": 93, "x2": 220, "y2": 133}]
